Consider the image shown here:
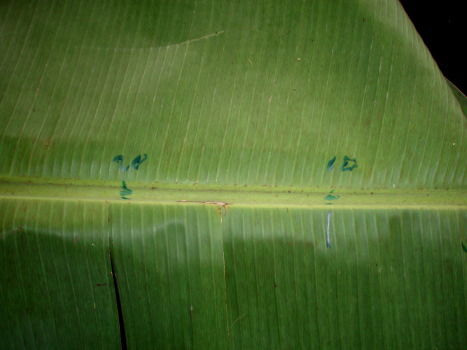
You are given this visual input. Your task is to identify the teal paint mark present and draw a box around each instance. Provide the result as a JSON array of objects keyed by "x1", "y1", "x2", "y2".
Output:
[
  {"x1": 324, "y1": 194, "x2": 340, "y2": 200},
  {"x1": 113, "y1": 155, "x2": 124, "y2": 171},
  {"x1": 119, "y1": 180, "x2": 133, "y2": 200},
  {"x1": 324, "y1": 189, "x2": 340, "y2": 201},
  {"x1": 131, "y1": 154, "x2": 148, "y2": 170},
  {"x1": 113, "y1": 153, "x2": 147, "y2": 199},
  {"x1": 327, "y1": 156, "x2": 337, "y2": 171},
  {"x1": 113, "y1": 155, "x2": 129, "y2": 172},
  {"x1": 462, "y1": 242, "x2": 467, "y2": 253},
  {"x1": 113, "y1": 155, "x2": 123, "y2": 163},
  {"x1": 341, "y1": 156, "x2": 358, "y2": 171}
]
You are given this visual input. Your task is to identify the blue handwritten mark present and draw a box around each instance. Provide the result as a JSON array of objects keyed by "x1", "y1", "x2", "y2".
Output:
[
  {"x1": 113, "y1": 155, "x2": 129, "y2": 172},
  {"x1": 119, "y1": 180, "x2": 133, "y2": 200},
  {"x1": 326, "y1": 211, "x2": 332, "y2": 248},
  {"x1": 113, "y1": 154, "x2": 147, "y2": 200},
  {"x1": 113, "y1": 155, "x2": 123, "y2": 163},
  {"x1": 341, "y1": 156, "x2": 358, "y2": 171},
  {"x1": 324, "y1": 189, "x2": 340, "y2": 201},
  {"x1": 131, "y1": 154, "x2": 148, "y2": 170},
  {"x1": 327, "y1": 156, "x2": 337, "y2": 171}
]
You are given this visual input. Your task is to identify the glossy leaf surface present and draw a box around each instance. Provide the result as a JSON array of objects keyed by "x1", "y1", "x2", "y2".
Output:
[{"x1": 0, "y1": 0, "x2": 465, "y2": 349}]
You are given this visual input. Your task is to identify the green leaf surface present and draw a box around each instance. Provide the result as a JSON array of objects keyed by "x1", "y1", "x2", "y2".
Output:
[
  {"x1": 1, "y1": 0, "x2": 465, "y2": 349},
  {"x1": 0, "y1": 198, "x2": 119, "y2": 349}
]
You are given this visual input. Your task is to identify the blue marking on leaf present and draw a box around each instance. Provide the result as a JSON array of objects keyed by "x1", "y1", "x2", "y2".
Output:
[
  {"x1": 131, "y1": 154, "x2": 148, "y2": 170},
  {"x1": 119, "y1": 180, "x2": 133, "y2": 199},
  {"x1": 327, "y1": 156, "x2": 337, "y2": 171},
  {"x1": 324, "y1": 194, "x2": 340, "y2": 200},
  {"x1": 113, "y1": 155, "x2": 123, "y2": 164},
  {"x1": 341, "y1": 156, "x2": 358, "y2": 171},
  {"x1": 113, "y1": 155, "x2": 128, "y2": 172}
]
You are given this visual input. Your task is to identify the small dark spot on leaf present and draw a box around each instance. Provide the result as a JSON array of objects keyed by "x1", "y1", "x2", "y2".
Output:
[
  {"x1": 41, "y1": 138, "x2": 54, "y2": 149},
  {"x1": 13, "y1": 225, "x2": 24, "y2": 234}
]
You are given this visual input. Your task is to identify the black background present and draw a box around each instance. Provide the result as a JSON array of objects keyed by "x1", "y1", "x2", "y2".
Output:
[{"x1": 399, "y1": 1, "x2": 465, "y2": 94}]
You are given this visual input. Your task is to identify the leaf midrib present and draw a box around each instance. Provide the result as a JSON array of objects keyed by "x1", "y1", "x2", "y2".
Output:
[{"x1": 1, "y1": 177, "x2": 465, "y2": 209}]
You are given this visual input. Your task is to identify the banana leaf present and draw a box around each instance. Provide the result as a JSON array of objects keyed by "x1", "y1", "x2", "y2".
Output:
[{"x1": 1, "y1": 0, "x2": 465, "y2": 349}]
